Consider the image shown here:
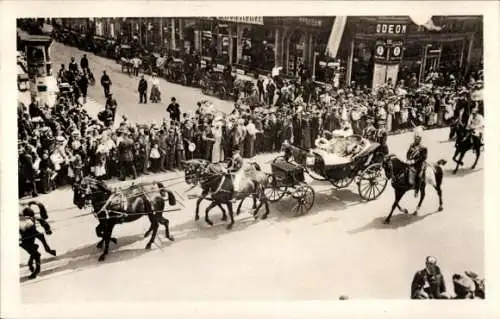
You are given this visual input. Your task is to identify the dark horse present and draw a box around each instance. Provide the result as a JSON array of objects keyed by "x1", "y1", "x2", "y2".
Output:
[
  {"x1": 382, "y1": 155, "x2": 446, "y2": 224},
  {"x1": 19, "y1": 201, "x2": 56, "y2": 279},
  {"x1": 73, "y1": 177, "x2": 177, "y2": 261},
  {"x1": 452, "y1": 125, "x2": 482, "y2": 174},
  {"x1": 182, "y1": 159, "x2": 270, "y2": 229}
]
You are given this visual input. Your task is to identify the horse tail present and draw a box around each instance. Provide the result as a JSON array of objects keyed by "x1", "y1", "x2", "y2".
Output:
[
  {"x1": 27, "y1": 201, "x2": 49, "y2": 220},
  {"x1": 156, "y1": 182, "x2": 176, "y2": 206}
]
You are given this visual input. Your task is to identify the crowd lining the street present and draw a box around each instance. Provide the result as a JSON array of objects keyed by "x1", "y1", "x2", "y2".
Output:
[{"x1": 18, "y1": 51, "x2": 483, "y2": 198}]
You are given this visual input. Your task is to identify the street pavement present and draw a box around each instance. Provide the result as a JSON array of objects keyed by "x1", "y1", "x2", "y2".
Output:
[
  {"x1": 50, "y1": 41, "x2": 237, "y2": 126},
  {"x1": 19, "y1": 128, "x2": 484, "y2": 301}
]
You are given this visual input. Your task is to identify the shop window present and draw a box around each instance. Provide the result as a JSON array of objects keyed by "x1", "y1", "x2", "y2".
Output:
[
  {"x1": 237, "y1": 27, "x2": 274, "y2": 72},
  {"x1": 351, "y1": 40, "x2": 374, "y2": 88}
]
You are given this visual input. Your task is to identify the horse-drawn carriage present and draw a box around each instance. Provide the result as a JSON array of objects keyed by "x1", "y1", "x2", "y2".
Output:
[
  {"x1": 263, "y1": 135, "x2": 388, "y2": 215},
  {"x1": 164, "y1": 58, "x2": 187, "y2": 84},
  {"x1": 118, "y1": 44, "x2": 135, "y2": 73},
  {"x1": 200, "y1": 68, "x2": 237, "y2": 100}
]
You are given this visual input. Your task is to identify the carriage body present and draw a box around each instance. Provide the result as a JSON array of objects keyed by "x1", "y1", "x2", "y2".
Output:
[
  {"x1": 164, "y1": 58, "x2": 187, "y2": 84},
  {"x1": 264, "y1": 157, "x2": 315, "y2": 216},
  {"x1": 201, "y1": 69, "x2": 237, "y2": 100},
  {"x1": 269, "y1": 136, "x2": 388, "y2": 204}
]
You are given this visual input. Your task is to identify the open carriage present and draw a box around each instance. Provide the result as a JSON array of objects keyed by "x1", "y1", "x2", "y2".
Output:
[{"x1": 264, "y1": 135, "x2": 388, "y2": 215}]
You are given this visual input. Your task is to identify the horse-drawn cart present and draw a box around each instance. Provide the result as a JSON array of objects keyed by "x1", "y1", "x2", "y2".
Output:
[
  {"x1": 263, "y1": 159, "x2": 315, "y2": 216},
  {"x1": 264, "y1": 136, "x2": 388, "y2": 214}
]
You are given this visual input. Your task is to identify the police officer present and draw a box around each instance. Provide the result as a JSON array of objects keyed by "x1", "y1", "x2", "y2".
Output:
[{"x1": 406, "y1": 127, "x2": 428, "y2": 197}]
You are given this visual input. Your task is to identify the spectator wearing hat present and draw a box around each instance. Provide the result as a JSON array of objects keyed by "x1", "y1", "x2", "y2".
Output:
[
  {"x1": 118, "y1": 131, "x2": 137, "y2": 181},
  {"x1": 411, "y1": 256, "x2": 447, "y2": 299},
  {"x1": 201, "y1": 124, "x2": 215, "y2": 161},
  {"x1": 19, "y1": 145, "x2": 39, "y2": 198},
  {"x1": 138, "y1": 74, "x2": 148, "y2": 104},
  {"x1": 77, "y1": 71, "x2": 89, "y2": 104},
  {"x1": 167, "y1": 97, "x2": 181, "y2": 123}
]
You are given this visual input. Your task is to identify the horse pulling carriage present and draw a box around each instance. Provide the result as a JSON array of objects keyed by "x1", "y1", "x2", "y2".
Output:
[{"x1": 263, "y1": 135, "x2": 389, "y2": 215}]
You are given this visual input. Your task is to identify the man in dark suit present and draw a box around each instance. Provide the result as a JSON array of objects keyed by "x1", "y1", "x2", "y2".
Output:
[
  {"x1": 138, "y1": 75, "x2": 148, "y2": 104},
  {"x1": 411, "y1": 256, "x2": 447, "y2": 299},
  {"x1": 100, "y1": 70, "x2": 112, "y2": 97},
  {"x1": 118, "y1": 132, "x2": 137, "y2": 181},
  {"x1": 167, "y1": 97, "x2": 181, "y2": 123},
  {"x1": 80, "y1": 54, "x2": 89, "y2": 72}
]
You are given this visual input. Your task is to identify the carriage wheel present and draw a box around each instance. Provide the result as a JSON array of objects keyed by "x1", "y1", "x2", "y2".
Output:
[
  {"x1": 181, "y1": 74, "x2": 188, "y2": 86},
  {"x1": 264, "y1": 174, "x2": 286, "y2": 202},
  {"x1": 290, "y1": 184, "x2": 315, "y2": 217},
  {"x1": 357, "y1": 163, "x2": 388, "y2": 201},
  {"x1": 218, "y1": 87, "x2": 227, "y2": 100},
  {"x1": 331, "y1": 176, "x2": 354, "y2": 189}
]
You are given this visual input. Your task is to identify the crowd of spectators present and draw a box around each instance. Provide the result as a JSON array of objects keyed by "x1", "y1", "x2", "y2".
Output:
[{"x1": 18, "y1": 52, "x2": 483, "y2": 199}]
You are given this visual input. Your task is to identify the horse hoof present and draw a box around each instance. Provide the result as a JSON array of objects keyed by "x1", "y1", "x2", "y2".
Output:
[
  {"x1": 226, "y1": 224, "x2": 233, "y2": 230},
  {"x1": 28, "y1": 273, "x2": 37, "y2": 280},
  {"x1": 145, "y1": 243, "x2": 152, "y2": 250},
  {"x1": 471, "y1": 166, "x2": 476, "y2": 170},
  {"x1": 144, "y1": 232, "x2": 150, "y2": 238},
  {"x1": 452, "y1": 170, "x2": 458, "y2": 175},
  {"x1": 412, "y1": 211, "x2": 418, "y2": 216},
  {"x1": 111, "y1": 238, "x2": 117, "y2": 244},
  {"x1": 403, "y1": 209, "x2": 409, "y2": 214},
  {"x1": 48, "y1": 250, "x2": 57, "y2": 256},
  {"x1": 261, "y1": 214, "x2": 268, "y2": 220},
  {"x1": 383, "y1": 219, "x2": 390, "y2": 224},
  {"x1": 96, "y1": 242, "x2": 103, "y2": 249},
  {"x1": 206, "y1": 220, "x2": 214, "y2": 226},
  {"x1": 438, "y1": 206, "x2": 443, "y2": 212},
  {"x1": 98, "y1": 255, "x2": 106, "y2": 262},
  {"x1": 195, "y1": 215, "x2": 200, "y2": 221},
  {"x1": 167, "y1": 236, "x2": 175, "y2": 242}
]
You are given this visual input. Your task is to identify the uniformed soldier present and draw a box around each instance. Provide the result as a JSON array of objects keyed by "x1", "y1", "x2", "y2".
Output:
[
  {"x1": 466, "y1": 107, "x2": 484, "y2": 147},
  {"x1": 406, "y1": 127, "x2": 428, "y2": 197}
]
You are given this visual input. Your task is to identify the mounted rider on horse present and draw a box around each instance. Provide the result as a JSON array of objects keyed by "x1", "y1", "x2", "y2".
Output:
[{"x1": 406, "y1": 127, "x2": 428, "y2": 197}]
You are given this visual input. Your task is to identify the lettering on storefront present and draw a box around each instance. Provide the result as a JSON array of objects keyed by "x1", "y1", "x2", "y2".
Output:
[
  {"x1": 217, "y1": 17, "x2": 264, "y2": 25},
  {"x1": 298, "y1": 17, "x2": 323, "y2": 27},
  {"x1": 376, "y1": 24, "x2": 407, "y2": 34}
]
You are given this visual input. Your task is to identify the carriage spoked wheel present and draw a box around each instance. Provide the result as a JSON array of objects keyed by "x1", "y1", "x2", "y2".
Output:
[
  {"x1": 290, "y1": 183, "x2": 315, "y2": 217},
  {"x1": 331, "y1": 176, "x2": 355, "y2": 189},
  {"x1": 218, "y1": 86, "x2": 227, "y2": 100},
  {"x1": 357, "y1": 163, "x2": 388, "y2": 201},
  {"x1": 264, "y1": 174, "x2": 286, "y2": 202}
]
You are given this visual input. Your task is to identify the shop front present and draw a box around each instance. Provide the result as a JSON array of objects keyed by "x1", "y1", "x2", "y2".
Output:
[
  {"x1": 268, "y1": 17, "x2": 333, "y2": 78},
  {"x1": 342, "y1": 16, "x2": 483, "y2": 88}
]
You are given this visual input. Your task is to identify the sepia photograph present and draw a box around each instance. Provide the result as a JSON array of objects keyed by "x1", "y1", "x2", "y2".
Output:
[{"x1": 2, "y1": 1, "x2": 500, "y2": 318}]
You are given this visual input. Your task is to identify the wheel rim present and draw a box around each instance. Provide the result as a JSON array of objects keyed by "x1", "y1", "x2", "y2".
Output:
[
  {"x1": 264, "y1": 175, "x2": 286, "y2": 202},
  {"x1": 358, "y1": 164, "x2": 387, "y2": 201},
  {"x1": 291, "y1": 185, "x2": 315, "y2": 216},
  {"x1": 331, "y1": 176, "x2": 354, "y2": 188}
]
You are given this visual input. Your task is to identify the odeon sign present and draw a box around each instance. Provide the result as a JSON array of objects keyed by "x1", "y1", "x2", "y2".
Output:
[{"x1": 376, "y1": 24, "x2": 407, "y2": 34}]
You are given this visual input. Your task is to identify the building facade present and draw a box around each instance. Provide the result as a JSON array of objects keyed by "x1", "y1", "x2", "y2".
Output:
[
  {"x1": 54, "y1": 16, "x2": 482, "y2": 86},
  {"x1": 336, "y1": 16, "x2": 483, "y2": 88}
]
